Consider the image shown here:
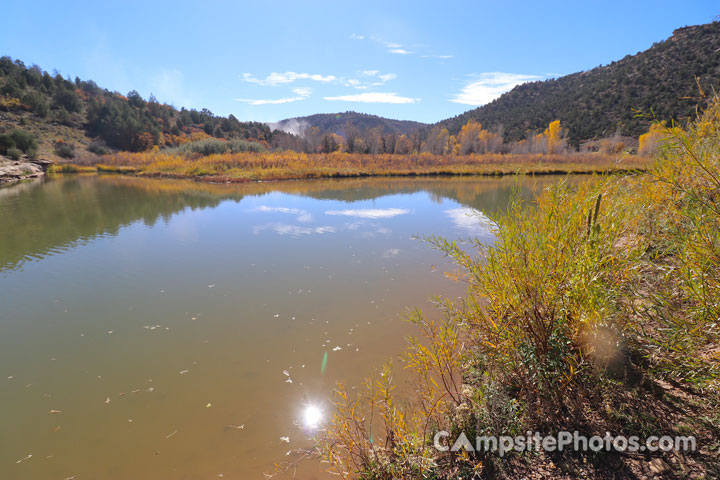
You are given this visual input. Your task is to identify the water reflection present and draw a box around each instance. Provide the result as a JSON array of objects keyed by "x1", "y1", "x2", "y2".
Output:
[
  {"x1": 0, "y1": 174, "x2": 556, "y2": 272},
  {"x1": 0, "y1": 174, "x2": 567, "y2": 480}
]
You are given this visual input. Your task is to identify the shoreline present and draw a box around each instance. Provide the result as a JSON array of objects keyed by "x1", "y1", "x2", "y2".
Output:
[{"x1": 40, "y1": 162, "x2": 648, "y2": 185}]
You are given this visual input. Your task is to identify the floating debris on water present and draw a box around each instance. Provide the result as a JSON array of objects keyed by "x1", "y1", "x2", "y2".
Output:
[
  {"x1": 179, "y1": 370, "x2": 189, "y2": 374},
  {"x1": 105, "y1": 397, "x2": 111, "y2": 404},
  {"x1": 165, "y1": 430, "x2": 178, "y2": 439},
  {"x1": 280, "y1": 436, "x2": 290, "y2": 443},
  {"x1": 333, "y1": 346, "x2": 342, "y2": 351},
  {"x1": 49, "y1": 410, "x2": 61, "y2": 414},
  {"x1": 16, "y1": 454, "x2": 32, "y2": 463},
  {"x1": 227, "y1": 424, "x2": 245, "y2": 430},
  {"x1": 205, "y1": 403, "x2": 212, "y2": 408}
]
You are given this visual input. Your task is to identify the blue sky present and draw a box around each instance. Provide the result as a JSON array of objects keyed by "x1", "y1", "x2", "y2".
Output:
[{"x1": 1, "y1": 1, "x2": 717, "y2": 123}]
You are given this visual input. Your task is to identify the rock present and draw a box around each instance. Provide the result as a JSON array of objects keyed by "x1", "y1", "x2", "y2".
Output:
[
  {"x1": 648, "y1": 458, "x2": 670, "y2": 474},
  {"x1": 0, "y1": 158, "x2": 46, "y2": 184}
]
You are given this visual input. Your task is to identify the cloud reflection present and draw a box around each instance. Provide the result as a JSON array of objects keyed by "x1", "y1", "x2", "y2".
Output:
[
  {"x1": 444, "y1": 208, "x2": 495, "y2": 236},
  {"x1": 325, "y1": 208, "x2": 410, "y2": 219},
  {"x1": 253, "y1": 223, "x2": 336, "y2": 237},
  {"x1": 253, "y1": 205, "x2": 313, "y2": 222}
]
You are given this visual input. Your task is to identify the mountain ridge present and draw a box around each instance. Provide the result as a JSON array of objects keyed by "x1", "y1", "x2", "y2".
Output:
[
  {"x1": 432, "y1": 22, "x2": 720, "y2": 145},
  {"x1": 270, "y1": 111, "x2": 427, "y2": 137}
]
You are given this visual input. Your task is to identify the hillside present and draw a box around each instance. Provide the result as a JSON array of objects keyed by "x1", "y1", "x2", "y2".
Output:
[
  {"x1": 270, "y1": 111, "x2": 426, "y2": 137},
  {"x1": 435, "y1": 21, "x2": 720, "y2": 145},
  {"x1": 0, "y1": 56, "x2": 283, "y2": 162}
]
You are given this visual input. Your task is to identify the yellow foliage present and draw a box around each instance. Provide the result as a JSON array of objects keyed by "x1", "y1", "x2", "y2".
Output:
[
  {"x1": 638, "y1": 122, "x2": 683, "y2": 156},
  {"x1": 544, "y1": 120, "x2": 564, "y2": 154}
]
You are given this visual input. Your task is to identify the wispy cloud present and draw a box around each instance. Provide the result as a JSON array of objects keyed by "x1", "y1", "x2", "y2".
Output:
[
  {"x1": 350, "y1": 33, "x2": 452, "y2": 60},
  {"x1": 450, "y1": 72, "x2": 542, "y2": 106},
  {"x1": 242, "y1": 72, "x2": 337, "y2": 86},
  {"x1": 343, "y1": 70, "x2": 398, "y2": 90},
  {"x1": 235, "y1": 86, "x2": 311, "y2": 105},
  {"x1": 324, "y1": 92, "x2": 419, "y2": 104}
]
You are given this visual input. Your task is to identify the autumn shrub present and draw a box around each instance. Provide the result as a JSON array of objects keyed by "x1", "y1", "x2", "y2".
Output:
[
  {"x1": 318, "y1": 98, "x2": 720, "y2": 479},
  {"x1": 630, "y1": 97, "x2": 720, "y2": 389}
]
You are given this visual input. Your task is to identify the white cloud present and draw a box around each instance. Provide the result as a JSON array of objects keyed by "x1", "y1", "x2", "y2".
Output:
[
  {"x1": 242, "y1": 72, "x2": 337, "y2": 86},
  {"x1": 349, "y1": 33, "x2": 453, "y2": 60},
  {"x1": 235, "y1": 86, "x2": 311, "y2": 106},
  {"x1": 325, "y1": 208, "x2": 410, "y2": 219},
  {"x1": 344, "y1": 71, "x2": 397, "y2": 90},
  {"x1": 323, "y1": 92, "x2": 418, "y2": 104},
  {"x1": 235, "y1": 96, "x2": 305, "y2": 105},
  {"x1": 451, "y1": 72, "x2": 542, "y2": 106}
]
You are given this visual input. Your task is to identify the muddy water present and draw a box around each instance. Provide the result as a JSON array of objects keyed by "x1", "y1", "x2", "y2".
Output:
[{"x1": 0, "y1": 174, "x2": 560, "y2": 479}]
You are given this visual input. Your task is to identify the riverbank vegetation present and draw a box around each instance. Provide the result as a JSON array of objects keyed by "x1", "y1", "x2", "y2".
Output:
[
  {"x1": 93, "y1": 150, "x2": 645, "y2": 181},
  {"x1": 314, "y1": 97, "x2": 720, "y2": 479}
]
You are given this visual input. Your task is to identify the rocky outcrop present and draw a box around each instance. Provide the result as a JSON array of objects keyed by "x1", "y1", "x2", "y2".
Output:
[{"x1": 0, "y1": 157, "x2": 53, "y2": 184}]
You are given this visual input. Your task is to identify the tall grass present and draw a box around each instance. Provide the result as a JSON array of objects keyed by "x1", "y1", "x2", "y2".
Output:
[
  {"x1": 316, "y1": 97, "x2": 720, "y2": 478},
  {"x1": 101, "y1": 151, "x2": 646, "y2": 181}
]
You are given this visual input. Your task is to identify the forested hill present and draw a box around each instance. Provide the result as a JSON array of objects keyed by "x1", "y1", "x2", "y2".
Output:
[
  {"x1": 436, "y1": 21, "x2": 720, "y2": 145},
  {"x1": 0, "y1": 56, "x2": 285, "y2": 158},
  {"x1": 270, "y1": 112, "x2": 426, "y2": 137}
]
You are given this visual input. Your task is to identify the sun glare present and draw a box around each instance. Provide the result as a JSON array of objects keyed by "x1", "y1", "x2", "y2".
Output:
[{"x1": 303, "y1": 405, "x2": 323, "y2": 429}]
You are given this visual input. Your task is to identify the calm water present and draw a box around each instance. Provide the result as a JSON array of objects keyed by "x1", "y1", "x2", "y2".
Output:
[{"x1": 0, "y1": 174, "x2": 557, "y2": 479}]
